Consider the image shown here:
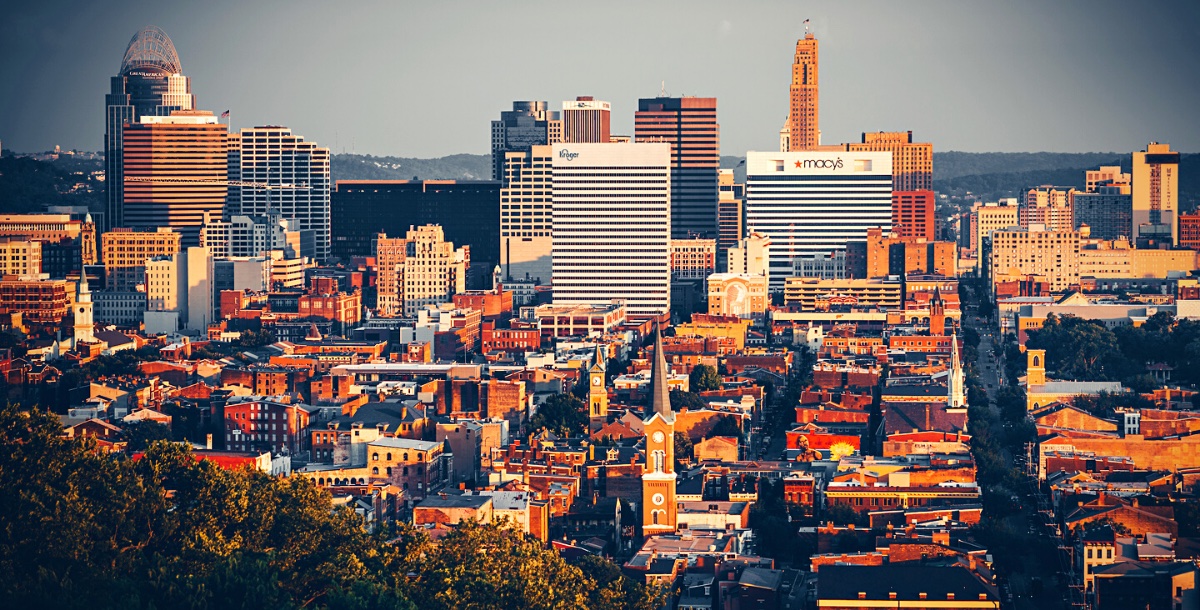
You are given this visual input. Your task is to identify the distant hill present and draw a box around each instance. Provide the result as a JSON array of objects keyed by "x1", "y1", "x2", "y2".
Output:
[
  {"x1": 937, "y1": 153, "x2": 1200, "y2": 212},
  {"x1": 331, "y1": 153, "x2": 491, "y2": 182},
  {"x1": 0, "y1": 154, "x2": 103, "y2": 214},
  {"x1": 933, "y1": 152, "x2": 1125, "y2": 182}
]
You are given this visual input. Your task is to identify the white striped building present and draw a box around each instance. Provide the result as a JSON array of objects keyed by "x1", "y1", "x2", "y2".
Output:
[
  {"x1": 234, "y1": 127, "x2": 331, "y2": 261},
  {"x1": 745, "y1": 151, "x2": 893, "y2": 290},
  {"x1": 552, "y1": 143, "x2": 671, "y2": 320}
]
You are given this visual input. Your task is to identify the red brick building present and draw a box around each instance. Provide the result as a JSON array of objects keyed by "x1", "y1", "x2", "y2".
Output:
[
  {"x1": 223, "y1": 398, "x2": 311, "y2": 455},
  {"x1": 481, "y1": 321, "x2": 540, "y2": 353},
  {"x1": 298, "y1": 291, "x2": 361, "y2": 326},
  {"x1": 891, "y1": 190, "x2": 936, "y2": 241},
  {"x1": 453, "y1": 289, "x2": 513, "y2": 323},
  {"x1": 1181, "y1": 212, "x2": 1200, "y2": 250},
  {"x1": 0, "y1": 277, "x2": 71, "y2": 325}
]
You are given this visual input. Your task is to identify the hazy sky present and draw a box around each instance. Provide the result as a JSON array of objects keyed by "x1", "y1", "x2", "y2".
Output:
[{"x1": 2, "y1": 0, "x2": 1198, "y2": 156}]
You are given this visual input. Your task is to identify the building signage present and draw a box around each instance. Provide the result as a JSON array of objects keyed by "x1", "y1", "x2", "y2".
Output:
[
  {"x1": 558, "y1": 149, "x2": 579, "y2": 161},
  {"x1": 794, "y1": 158, "x2": 844, "y2": 170}
]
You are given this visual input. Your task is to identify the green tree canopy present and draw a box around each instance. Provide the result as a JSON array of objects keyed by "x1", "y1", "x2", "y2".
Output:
[
  {"x1": 0, "y1": 404, "x2": 659, "y2": 610},
  {"x1": 674, "y1": 431, "x2": 693, "y2": 462},
  {"x1": 669, "y1": 390, "x2": 708, "y2": 411},
  {"x1": 529, "y1": 393, "x2": 589, "y2": 437},
  {"x1": 688, "y1": 364, "x2": 722, "y2": 393}
]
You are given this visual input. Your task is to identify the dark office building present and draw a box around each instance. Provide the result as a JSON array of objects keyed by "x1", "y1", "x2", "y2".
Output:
[
  {"x1": 1074, "y1": 186, "x2": 1133, "y2": 241},
  {"x1": 331, "y1": 180, "x2": 501, "y2": 286},
  {"x1": 635, "y1": 96, "x2": 720, "y2": 239}
]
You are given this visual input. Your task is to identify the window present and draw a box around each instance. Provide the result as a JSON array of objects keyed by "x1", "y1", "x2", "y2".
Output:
[
  {"x1": 371, "y1": 467, "x2": 378, "y2": 475},
  {"x1": 372, "y1": 453, "x2": 379, "y2": 461}
]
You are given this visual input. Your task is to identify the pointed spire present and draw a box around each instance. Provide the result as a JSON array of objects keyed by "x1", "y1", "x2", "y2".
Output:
[
  {"x1": 78, "y1": 272, "x2": 90, "y2": 302},
  {"x1": 949, "y1": 330, "x2": 964, "y2": 408},
  {"x1": 650, "y1": 323, "x2": 671, "y2": 417}
]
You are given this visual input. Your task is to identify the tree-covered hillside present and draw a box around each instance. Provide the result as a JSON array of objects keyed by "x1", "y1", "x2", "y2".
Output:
[{"x1": 0, "y1": 405, "x2": 659, "y2": 610}]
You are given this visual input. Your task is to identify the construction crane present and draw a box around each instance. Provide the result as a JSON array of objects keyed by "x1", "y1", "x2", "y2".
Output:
[{"x1": 123, "y1": 176, "x2": 310, "y2": 190}]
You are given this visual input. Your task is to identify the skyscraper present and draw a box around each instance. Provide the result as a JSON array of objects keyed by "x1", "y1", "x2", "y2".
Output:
[
  {"x1": 491, "y1": 102, "x2": 562, "y2": 182},
  {"x1": 233, "y1": 127, "x2": 331, "y2": 261},
  {"x1": 499, "y1": 146, "x2": 553, "y2": 284},
  {"x1": 1073, "y1": 186, "x2": 1132, "y2": 241},
  {"x1": 552, "y1": 143, "x2": 672, "y2": 320},
  {"x1": 1133, "y1": 142, "x2": 1180, "y2": 246},
  {"x1": 786, "y1": 32, "x2": 820, "y2": 151},
  {"x1": 745, "y1": 151, "x2": 892, "y2": 290},
  {"x1": 105, "y1": 26, "x2": 195, "y2": 232},
  {"x1": 562, "y1": 97, "x2": 611, "y2": 143},
  {"x1": 122, "y1": 111, "x2": 228, "y2": 246},
  {"x1": 716, "y1": 169, "x2": 745, "y2": 268},
  {"x1": 635, "y1": 97, "x2": 720, "y2": 239},
  {"x1": 846, "y1": 131, "x2": 933, "y2": 192}
]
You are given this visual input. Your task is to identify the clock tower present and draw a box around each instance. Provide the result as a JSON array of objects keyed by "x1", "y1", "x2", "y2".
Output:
[
  {"x1": 588, "y1": 344, "x2": 609, "y2": 432},
  {"x1": 642, "y1": 323, "x2": 677, "y2": 536},
  {"x1": 73, "y1": 273, "x2": 95, "y2": 347}
]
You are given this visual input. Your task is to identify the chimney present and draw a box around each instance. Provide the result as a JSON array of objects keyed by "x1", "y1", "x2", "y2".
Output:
[{"x1": 206, "y1": 433, "x2": 213, "y2": 450}]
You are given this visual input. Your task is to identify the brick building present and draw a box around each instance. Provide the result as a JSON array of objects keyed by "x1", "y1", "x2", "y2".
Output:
[{"x1": 223, "y1": 397, "x2": 311, "y2": 455}]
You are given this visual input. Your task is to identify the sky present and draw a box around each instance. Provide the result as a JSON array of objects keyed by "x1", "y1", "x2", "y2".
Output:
[{"x1": 2, "y1": 0, "x2": 1198, "y2": 157}]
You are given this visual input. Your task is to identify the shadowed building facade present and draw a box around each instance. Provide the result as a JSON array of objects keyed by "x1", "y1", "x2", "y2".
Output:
[
  {"x1": 332, "y1": 180, "x2": 499, "y2": 286},
  {"x1": 635, "y1": 97, "x2": 720, "y2": 239}
]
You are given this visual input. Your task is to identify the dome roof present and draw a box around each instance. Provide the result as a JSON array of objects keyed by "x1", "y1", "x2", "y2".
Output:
[{"x1": 119, "y1": 25, "x2": 182, "y2": 76}]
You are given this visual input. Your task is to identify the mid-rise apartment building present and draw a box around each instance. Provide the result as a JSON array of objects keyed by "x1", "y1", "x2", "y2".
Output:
[{"x1": 375, "y1": 225, "x2": 468, "y2": 317}]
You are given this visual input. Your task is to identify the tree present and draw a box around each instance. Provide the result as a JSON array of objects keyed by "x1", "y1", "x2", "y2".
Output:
[
  {"x1": 688, "y1": 364, "x2": 722, "y2": 393},
  {"x1": 0, "y1": 403, "x2": 656, "y2": 610},
  {"x1": 529, "y1": 393, "x2": 589, "y2": 437},
  {"x1": 674, "y1": 432, "x2": 693, "y2": 462},
  {"x1": 707, "y1": 416, "x2": 743, "y2": 439},
  {"x1": 669, "y1": 390, "x2": 707, "y2": 411},
  {"x1": 570, "y1": 555, "x2": 663, "y2": 610},
  {"x1": 124, "y1": 421, "x2": 173, "y2": 451}
]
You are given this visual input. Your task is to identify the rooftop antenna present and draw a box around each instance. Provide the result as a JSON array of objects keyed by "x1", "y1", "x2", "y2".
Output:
[
  {"x1": 804, "y1": 18, "x2": 811, "y2": 35},
  {"x1": 661, "y1": 80, "x2": 668, "y2": 97}
]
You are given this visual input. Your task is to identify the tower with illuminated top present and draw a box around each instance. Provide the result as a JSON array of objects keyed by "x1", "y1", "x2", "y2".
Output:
[
  {"x1": 105, "y1": 26, "x2": 195, "y2": 232},
  {"x1": 642, "y1": 324, "x2": 677, "y2": 536}
]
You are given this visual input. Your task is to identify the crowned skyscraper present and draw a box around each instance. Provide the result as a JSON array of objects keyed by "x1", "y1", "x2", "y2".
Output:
[
  {"x1": 786, "y1": 31, "x2": 819, "y2": 151},
  {"x1": 104, "y1": 26, "x2": 195, "y2": 232}
]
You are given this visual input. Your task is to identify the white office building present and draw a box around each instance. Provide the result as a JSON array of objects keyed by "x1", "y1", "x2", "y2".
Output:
[
  {"x1": 233, "y1": 127, "x2": 331, "y2": 260},
  {"x1": 552, "y1": 143, "x2": 671, "y2": 319},
  {"x1": 745, "y1": 151, "x2": 892, "y2": 290}
]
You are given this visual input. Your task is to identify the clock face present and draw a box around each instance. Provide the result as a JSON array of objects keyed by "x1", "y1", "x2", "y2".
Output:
[
  {"x1": 652, "y1": 493, "x2": 665, "y2": 506},
  {"x1": 592, "y1": 375, "x2": 602, "y2": 386},
  {"x1": 652, "y1": 431, "x2": 664, "y2": 444}
]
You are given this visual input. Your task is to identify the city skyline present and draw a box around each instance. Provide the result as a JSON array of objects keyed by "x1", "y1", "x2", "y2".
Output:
[{"x1": 2, "y1": 0, "x2": 1199, "y2": 157}]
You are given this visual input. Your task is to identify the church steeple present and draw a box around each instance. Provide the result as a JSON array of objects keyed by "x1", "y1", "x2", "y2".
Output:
[
  {"x1": 73, "y1": 273, "x2": 95, "y2": 348},
  {"x1": 641, "y1": 323, "x2": 677, "y2": 537},
  {"x1": 649, "y1": 323, "x2": 671, "y2": 418},
  {"x1": 949, "y1": 330, "x2": 965, "y2": 408}
]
